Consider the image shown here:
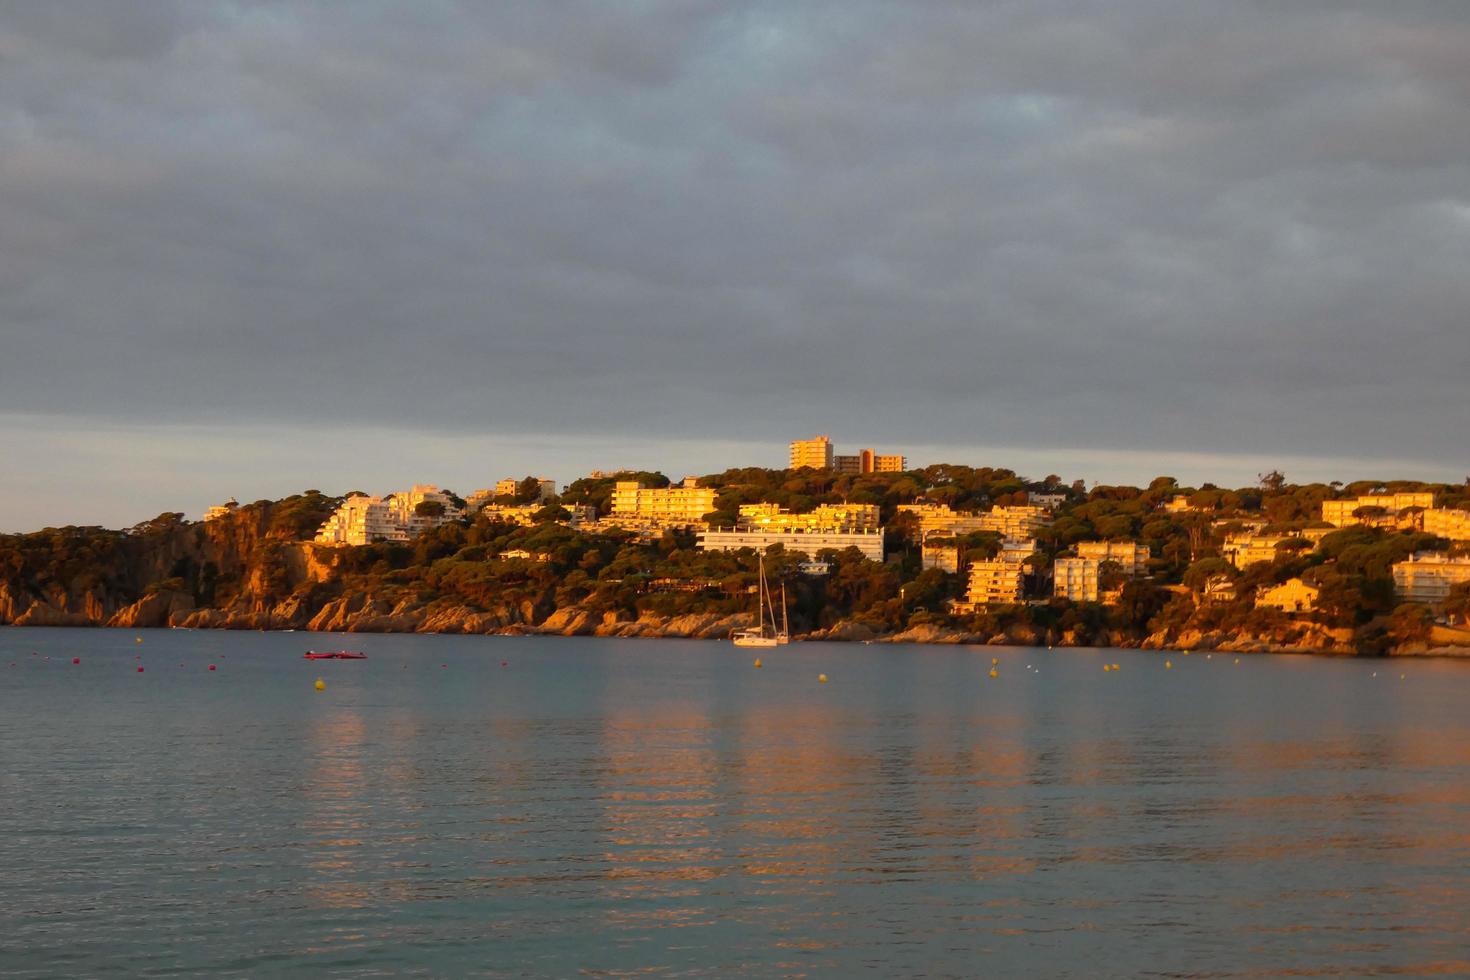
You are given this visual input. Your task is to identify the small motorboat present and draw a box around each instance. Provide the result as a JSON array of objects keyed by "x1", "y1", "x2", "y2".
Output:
[{"x1": 303, "y1": 651, "x2": 367, "y2": 660}]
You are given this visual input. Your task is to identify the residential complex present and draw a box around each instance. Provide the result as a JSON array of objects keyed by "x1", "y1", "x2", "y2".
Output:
[
  {"x1": 898, "y1": 502, "x2": 1050, "y2": 539},
  {"x1": 1423, "y1": 508, "x2": 1470, "y2": 542},
  {"x1": 697, "y1": 526, "x2": 885, "y2": 562},
  {"x1": 789, "y1": 436, "x2": 834, "y2": 471},
  {"x1": 1222, "y1": 533, "x2": 1300, "y2": 569},
  {"x1": 1075, "y1": 540, "x2": 1151, "y2": 577},
  {"x1": 1322, "y1": 492, "x2": 1435, "y2": 528},
  {"x1": 955, "y1": 554, "x2": 1027, "y2": 609},
  {"x1": 737, "y1": 502, "x2": 881, "y2": 532},
  {"x1": 610, "y1": 478, "x2": 717, "y2": 524},
  {"x1": 203, "y1": 499, "x2": 238, "y2": 522},
  {"x1": 1393, "y1": 553, "x2": 1470, "y2": 604},
  {"x1": 314, "y1": 485, "x2": 462, "y2": 546},
  {"x1": 788, "y1": 436, "x2": 905, "y2": 473}
]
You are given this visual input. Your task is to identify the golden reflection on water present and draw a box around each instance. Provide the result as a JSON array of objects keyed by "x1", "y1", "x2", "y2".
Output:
[{"x1": 301, "y1": 704, "x2": 371, "y2": 909}]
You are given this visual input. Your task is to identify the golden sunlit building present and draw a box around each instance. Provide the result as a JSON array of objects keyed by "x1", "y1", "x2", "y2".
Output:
[
  {"x1": 789, "y1": 435, "x2": 834, "y2": 470},
  {"x1": 1256, "y1": 578, "x2": 1319, "y2": 613},
  {"x1": 697, "y1": 526, "x2": 885, "y2": 562},
  {"x1": 610, "y1": 478, "x2": 717, "y2": 524},
  {"x1": 1393, "y1": 552, "x2": 1470, "y2": 604},
  {"x1": 1075, "y1": 540, "x2": 1151, "y2": 577},
  {"x1": 737, "y1": 502, "x2": 881, "y2": 532},
  {"x1": 1423, "y1": 508, "x2": 1470, "y2": 543},
  {"x1": 1322, "y1": 492, "x2": 1434, "y2": 528}
]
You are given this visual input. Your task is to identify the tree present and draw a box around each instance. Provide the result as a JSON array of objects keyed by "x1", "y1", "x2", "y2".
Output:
[
  {"x1": 1259, "y1": 470, "x2": 1287, "y2": 493},
  {"x1": 414, "y1": 500, "x2": 446, "y2": 519}
]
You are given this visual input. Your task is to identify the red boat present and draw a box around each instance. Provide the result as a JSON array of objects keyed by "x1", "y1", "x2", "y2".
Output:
[{"x1": 303, "y1": 651, "x2": 367, "y2": 660}]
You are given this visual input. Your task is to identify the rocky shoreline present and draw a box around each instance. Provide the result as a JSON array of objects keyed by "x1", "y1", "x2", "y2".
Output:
[{"x1": 5, "y1": 584, "x2": 1468, "y2": 656}]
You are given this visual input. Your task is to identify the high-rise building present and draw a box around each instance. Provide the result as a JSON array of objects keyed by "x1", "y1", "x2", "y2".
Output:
[
  {"x1": 1075, "y1": 541, "x2": 1152, "y2": 577},
  {"x1": 789, "y1": 436, "x2": 834, "y2": 470},
  {"x1": 1322, "y1": 493, "x2": 1435, "y2": 528}
]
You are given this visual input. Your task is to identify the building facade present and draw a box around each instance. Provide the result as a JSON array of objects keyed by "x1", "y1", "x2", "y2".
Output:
[
  {"x1": 957, "y1": 554, "x2": 1027, "y2": 608},
  {"x1": 1075, "y1": 540, "x2": 1151, "y2": 577},
  {"x1": 696, "y1": 526, "x2": 884, "y2": 562},
  {"x1": 1222, "y1": 533, "x2": 1301, "y2": 569},
  {"x1": 1423, "y1": 508, "x2": 1470, "y2": 543},
  {"x1": 1053, "y1": 557, "x2": 1102, "y2": 602},
  {"x1": 737, "y1": 502, "x2": 881, "y2": 532},
  {"x1": 1393, "y1": 553, "x2": 1470, "y2": 604},
  {"x1": 203, "y1": 499, "x2": 238, "y2": 522},
  {"x1": 1322, "y1": 493, "x2": 1435, "y2": 528},
  {"x1": 789, "y1": 436, "x2": 834, "y2": 471},
  {"x1": 314, "y1": 485, "x2": 462, "y2": 546},
  {"x1": 610, "y1": 478, "x2": 717, "y2": 524}
]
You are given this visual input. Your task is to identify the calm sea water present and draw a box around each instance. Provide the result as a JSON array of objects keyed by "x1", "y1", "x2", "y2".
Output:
[{"x1": 2, "y1": 627, "x2": 1469, "y2": 978}]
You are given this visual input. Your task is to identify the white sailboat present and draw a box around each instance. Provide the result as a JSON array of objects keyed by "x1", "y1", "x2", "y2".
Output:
[{"x1": 733, "y1": 554, "x2": 790, "y2": 647}]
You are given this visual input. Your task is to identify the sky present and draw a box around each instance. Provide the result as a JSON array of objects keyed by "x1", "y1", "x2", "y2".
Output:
[{"x1": 1, "y1": 1, "x2": 1467, "y2": 531}]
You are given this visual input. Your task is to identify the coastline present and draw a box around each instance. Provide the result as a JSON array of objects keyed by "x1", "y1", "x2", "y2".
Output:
[{"x1": 5, "y1": 613, "x2": 1468, "y2": 657}]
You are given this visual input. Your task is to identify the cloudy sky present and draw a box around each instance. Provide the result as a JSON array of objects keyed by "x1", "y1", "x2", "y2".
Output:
[{"x1": 2, "y1": 1, "x2": 1467, "y2": 531}]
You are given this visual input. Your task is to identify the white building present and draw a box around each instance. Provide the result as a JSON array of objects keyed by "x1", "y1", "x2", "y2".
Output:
[
  {"x1": 1076, "y1": 540, "x2": 1151, "y2": 577},
  {"x1": 314, "y1": 485, "x2": 462, "y2": 546}
]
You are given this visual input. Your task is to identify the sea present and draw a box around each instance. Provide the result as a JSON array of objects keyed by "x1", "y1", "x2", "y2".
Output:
[{"x1": 2, "y1": 627, "x2": 1468, "y2": 977}]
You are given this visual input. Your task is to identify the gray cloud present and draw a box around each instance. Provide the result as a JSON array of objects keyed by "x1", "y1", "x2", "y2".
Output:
[{"x1": 1, "y1": 0, "x2": 1467, "y2": 494}]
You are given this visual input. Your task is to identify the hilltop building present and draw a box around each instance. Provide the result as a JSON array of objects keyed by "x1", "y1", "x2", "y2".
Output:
[
  {"x1": 493, "y1": 478, "x2": 561, "y2": 502},
  {"x1": 1322, "y1": 492, "x2": 1434, "y2": 528},
  {"x1": 203, "y1": 499, "x2": 238, "y2": 522},
  {"x1": 1075, "y1": 540, "x2": 1151, "y2": 577},
  {"x1": 1393, "y1": 553, "x2": 1470, "y2": 604},
  {"x1": 788, "y1": 435, "x2": 905, "y2": 473},
  {"x1": 789, "y1": 436, "x2": 834, "y2": 471},
  {"x1": 737, "y1": 502, "x2": 880, "y2": 533},
  {"x1": 1222, "y1": 533, "x2": 1302, "y2": 569},
  {"x1": 314, "y1": 485, "x2": 462, "y2": 546},
  {"x1": 898, "y1": 503, "x2": 1050, "y2": 539},
  {"x1": 1423, "y1": 508, "x2": 1470, "y2": 543},
  {"x1": 610, "y1": 478, "x2": 717, "y2": 525},
  {"x1": 954, "y1": 553, "x2": 1028, "y2": 609},
  {"x1": 697, "y1": 526, "x2": 884, "y2": 562}
]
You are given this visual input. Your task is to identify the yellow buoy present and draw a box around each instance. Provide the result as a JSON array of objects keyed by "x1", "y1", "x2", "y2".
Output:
[
  {"x1": 1234, "y1": 658, "x2": 1240, "y2": 664},
  {"x1": 1112, "y1": 664, "x2": 1120, "y2": 671},
  {"x1": 989, "y1": 668, "x2": 998, "y2": 678},
  {"x1": 1165, "y1": 660, "x2": 1173, "y2": 669},
  {"x1": 818, "y1": 673, "x2": 828, "y2": 683},
  {"x1": 1182, "y1": 650, "x2": 1190, "y2": 656},
  {"x1": 753, "y1": 658, "x2": 762, "y2": 668},
  {"x1": 991, "y1": 657, "x2": 999, "y2": 666},
  {"x1": 135, "y1": 637, "x2": 143, "y2": 644},
  {"x1": 1103, "y1": 664, "x2": 1111, "y2": 672},
  {"x1": 314, "y1": 678, "x2": 326, "y2": 691}
]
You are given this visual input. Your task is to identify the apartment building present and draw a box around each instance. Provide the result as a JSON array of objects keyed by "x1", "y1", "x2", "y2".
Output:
[
  {"x1": 1075, "y1": 540, "x2": 1152, "y2": 577},
  {"x1": 697, "y1": 526, "x2": 885, "y2": 562},
  {"x1": 610, "y1": 478, "x2": 717, "y2": 524},
  {"x1": 1222, "y1": 533, "x2": 1301, "y2": 569},
  {"x1": 1393, "y1": 553, "x2": 1470, "y2": 604},
  {"x1": 1053, "y1": 557, "x2": 1102, "y2": 602},
  {"x1": 314, "y1": 485, "x2": 462, "y2": 546},
  {"x1": 737, "y1": 502, "x2": 881, "y2": 532},
  {"x1": 956, "y1": 553, "x2": 1027, "y2": 608},
  {"x1": 833, "y1": 449, "x2": 907, "y2": 474},
  {"x1": 1423, "y1": 508, "x2": 1470, "y2": 543},
  {"x1": 1322, "y1": 492, "x2": 1435, "y2": 528},
  {"x1": 897, "y1": 503, "x2": 1050, "y2": 539},
  {"x1": 789, "y1": 436, "x2": 834, "y2": 471}
]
